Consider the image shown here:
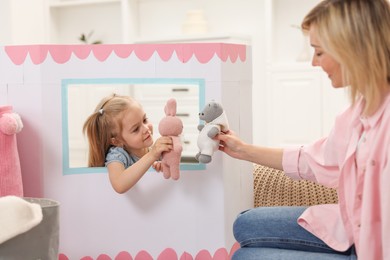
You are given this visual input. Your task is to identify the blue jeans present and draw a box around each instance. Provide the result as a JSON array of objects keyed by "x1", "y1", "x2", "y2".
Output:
[{"x1": 232, "y1": 206, "x2": 357, "y2": 260}]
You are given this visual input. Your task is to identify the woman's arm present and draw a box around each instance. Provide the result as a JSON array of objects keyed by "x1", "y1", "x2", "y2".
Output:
[{"x1": 216, "y1": 130, "x2": 283, "y2": 170}]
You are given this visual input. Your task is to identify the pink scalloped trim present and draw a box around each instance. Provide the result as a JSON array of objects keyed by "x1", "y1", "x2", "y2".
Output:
[
  {"x1": 4, "y1": 44, "x2": 246, "y2": 65},
  {"x1": 58, "y1": 242, "x2": 240, "y2": 260}
]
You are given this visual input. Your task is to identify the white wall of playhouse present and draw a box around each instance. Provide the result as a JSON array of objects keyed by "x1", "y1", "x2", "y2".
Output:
[{"x1": 0, "y1": 43, "x2": 252, "y2": 259}]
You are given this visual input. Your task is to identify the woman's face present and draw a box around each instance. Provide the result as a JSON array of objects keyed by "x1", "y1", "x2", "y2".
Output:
[
  {"x1": 309, "y1": 26, "x2": 345, "y2": 88},
  {"x1": 116, "y1": 102, "x2": 154, "y2": 152}
]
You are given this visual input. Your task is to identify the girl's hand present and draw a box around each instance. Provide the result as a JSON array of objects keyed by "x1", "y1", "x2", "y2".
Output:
[
  {"x1": 150, "y1": 136, "x2": 172, "y2": 160},
  {"x1": 152, "y1": 161, "x2": 162, "y2": 172}
]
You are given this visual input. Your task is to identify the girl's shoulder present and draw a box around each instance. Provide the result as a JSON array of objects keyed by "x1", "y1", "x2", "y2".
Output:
[
  {"x1": 105, "y1": 147, "x2": 139, "y2": 168},
  {"x1": 107, "y1": 146, "x2": 128, "y2": 156}
]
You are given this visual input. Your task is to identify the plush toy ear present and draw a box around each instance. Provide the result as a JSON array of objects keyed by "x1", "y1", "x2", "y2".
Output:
[
  {"x1": 0, "y1": 114, "x2": 18, "y2": 135},
  {"x1": 164, "y1": 98, "x2": 177, "y2": 116}
]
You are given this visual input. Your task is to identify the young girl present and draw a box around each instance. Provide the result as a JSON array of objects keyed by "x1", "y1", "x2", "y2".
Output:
[
  {"x1": 217, "y1": 0, "x2": 390, "y2": 259},
  {"x1": 83, "y1": 94, "x2": 173, "y2": 194}
]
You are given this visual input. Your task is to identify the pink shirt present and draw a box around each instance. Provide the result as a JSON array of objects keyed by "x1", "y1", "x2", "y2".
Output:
[{"x1": 283, "y1": 94, "x2": 390, "y2": 259}]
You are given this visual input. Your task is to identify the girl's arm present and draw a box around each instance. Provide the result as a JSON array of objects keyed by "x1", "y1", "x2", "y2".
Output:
[
  {"x1": 107, "y1": 152, "x2": 159, "y2": 194},
  {"x1": 108, "y1": 136, "x2": 172, "y2": 194}
]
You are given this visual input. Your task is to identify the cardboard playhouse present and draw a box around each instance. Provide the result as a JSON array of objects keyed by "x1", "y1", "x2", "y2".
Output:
[{"x1": 0, "y1": 43, "x2": 253, "y2": 259}]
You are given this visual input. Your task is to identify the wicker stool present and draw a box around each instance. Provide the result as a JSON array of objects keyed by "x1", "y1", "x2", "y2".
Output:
[{"x1": 253, "y1": 164, "x2": 338, "y2": 207}]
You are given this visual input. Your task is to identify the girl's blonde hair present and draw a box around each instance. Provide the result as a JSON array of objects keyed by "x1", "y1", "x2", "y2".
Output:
[
  {"x1": 302, "y1": 0, "x2": 390, "y2": 115},
  {"x1": 82, "y1": 94, "x2": 136, "y2": 167}
]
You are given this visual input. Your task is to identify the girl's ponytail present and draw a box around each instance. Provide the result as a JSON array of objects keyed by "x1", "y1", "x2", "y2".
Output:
[{"x1": 83, "y1": 94, "x2": 135, "y2": 167}]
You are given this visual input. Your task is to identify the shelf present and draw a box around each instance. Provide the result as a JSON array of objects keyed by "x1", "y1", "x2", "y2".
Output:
[
  {"x1": 47, "y1": 0, "x2": 123, "y2": 44},
  {"x1": 48, "y1": 0, "x2": 121, "y2": 8},
  {"x1": 134, "y1": 33, "x2": 252, "y2": 45},
  {"x1": 267, "y1": 62, "x2": 317, "y2": 71}
]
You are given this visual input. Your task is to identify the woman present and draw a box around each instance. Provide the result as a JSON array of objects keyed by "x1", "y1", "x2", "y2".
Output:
[{"x1": 216, "y1": 0, "x2": 390, "y2": 259}]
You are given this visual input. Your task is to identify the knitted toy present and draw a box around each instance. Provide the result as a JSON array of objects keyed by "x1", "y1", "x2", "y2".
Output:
[
  {"x1": 196, "y1": 100, "x2": 229, "y2": 164},
  {"x1": 0, "y1": 106, "x2": 24, "y2": 197},
  {"x1": 158, "y1": 98, "x2": 183, "y2": 180}
]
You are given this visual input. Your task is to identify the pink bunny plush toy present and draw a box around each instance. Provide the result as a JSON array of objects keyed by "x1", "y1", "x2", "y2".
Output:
[
  {"x1": 0, "y1": 106, "x2": 24, "y2": 196},
  {"x1": 158, "y1": 98, "x2": 183, "y2": 180}
]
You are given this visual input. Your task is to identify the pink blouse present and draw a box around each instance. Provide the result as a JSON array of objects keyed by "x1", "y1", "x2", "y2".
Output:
[{"x1": 283, "y1": 94, "x2": 390, "y2": 259}]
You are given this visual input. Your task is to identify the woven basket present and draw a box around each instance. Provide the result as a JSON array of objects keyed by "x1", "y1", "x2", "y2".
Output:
[{"x1": 253, "y1": 164, "x2": 338, "y2": 207}]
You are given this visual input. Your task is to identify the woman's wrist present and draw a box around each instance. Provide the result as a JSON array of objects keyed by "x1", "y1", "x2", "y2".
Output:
[{"x1": 237, "y1": 142, "x2": 252, "y2": 160}]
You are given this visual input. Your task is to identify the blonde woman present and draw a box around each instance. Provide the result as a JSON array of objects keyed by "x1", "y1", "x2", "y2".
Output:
[{"x1": 217, "y1": 0, "x2": 390, "y2": 259}]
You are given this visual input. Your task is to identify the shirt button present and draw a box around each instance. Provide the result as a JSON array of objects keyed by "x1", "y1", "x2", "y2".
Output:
[{"x1": 371, "y1": 160, "x2": 376, "y2": 166}]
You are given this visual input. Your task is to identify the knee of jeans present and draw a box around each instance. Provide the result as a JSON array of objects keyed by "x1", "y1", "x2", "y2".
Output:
[
  {"x1": 233, "y1": 209, "x2": 251, "y2": 242},
  {"x1": 231, "y1": 249, "x2": 242, "y2": 260}
]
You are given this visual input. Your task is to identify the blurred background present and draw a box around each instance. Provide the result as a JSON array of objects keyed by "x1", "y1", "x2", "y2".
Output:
[{"x1": 0, "y1": 0, "x2": 348, "y2": 147}]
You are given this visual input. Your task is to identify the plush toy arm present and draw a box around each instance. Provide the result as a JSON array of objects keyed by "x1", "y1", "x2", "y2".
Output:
[
  {"x1": 172, "y1": 137, "x2": 183, "y2": 153},
  {"x1": 207, "y1": 126, "x2": 220, "y2": 138},
  {"x1": 0, "y1": 113, "x2": 23, "y2": 135},
  {"x1": 197, "y1": 124, "x2": 204, "y2": 132}
]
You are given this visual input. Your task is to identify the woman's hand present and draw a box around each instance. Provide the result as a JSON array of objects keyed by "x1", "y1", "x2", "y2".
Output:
[
  {"x1": 215, "y1": 130, "x2": 247, "y2": 160},
  {"x1": 216, "y1": 129, "x2": 284, "y2": 169}
]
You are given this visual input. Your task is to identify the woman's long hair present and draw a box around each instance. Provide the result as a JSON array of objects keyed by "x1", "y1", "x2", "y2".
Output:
[{"x1": 302, "y1": 0, "x2": 390, "y2": 115}]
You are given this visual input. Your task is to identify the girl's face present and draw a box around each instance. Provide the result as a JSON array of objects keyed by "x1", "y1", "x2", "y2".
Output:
[
  {"x1": 116, "y1": 102, "x2": 154, "y2": 153},
  {"x1": 309, "y1": 26, "x2": 344, "y2": 88}
]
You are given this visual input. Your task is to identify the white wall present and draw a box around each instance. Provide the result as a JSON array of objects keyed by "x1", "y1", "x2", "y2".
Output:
[
  {"x1": 0, "y1": 1, "x2": 12, "y2": 44},
  {"x1": 0, "y1": 0, "x2": 46, "y2": 45},
  {"x1": 270, "y1": 0, "x2": 321, "y2": 63},
  {"x1": 136, "y1": 0, "x2": 337, "y2": 145},
  {"x1": 0, "y1": 0, "x2": 340, "y2": 146}
]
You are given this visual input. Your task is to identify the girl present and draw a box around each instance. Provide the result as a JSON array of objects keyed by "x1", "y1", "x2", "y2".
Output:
[
  {"x1": 216, "y1": 0, "x2": 390, "y2": 259},
  {"x1": 83, "y1": 94, "x2": 173, "y2": 194}
]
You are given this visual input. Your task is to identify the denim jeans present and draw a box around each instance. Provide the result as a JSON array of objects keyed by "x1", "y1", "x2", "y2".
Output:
[{"x1": 232, "y1": 206, "x2": 357, "y2": 260}]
